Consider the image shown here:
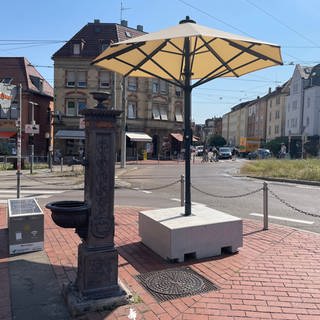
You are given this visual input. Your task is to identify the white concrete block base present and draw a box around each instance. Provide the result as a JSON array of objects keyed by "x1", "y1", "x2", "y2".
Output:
[{"x1": 139, "y1": 206, "x2": 243, "y2": 262}]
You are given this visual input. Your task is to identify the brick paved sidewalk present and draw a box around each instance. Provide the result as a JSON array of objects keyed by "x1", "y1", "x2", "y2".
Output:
[{"x1": 1, "y1": 205, "x2": 320, "y2": 320}]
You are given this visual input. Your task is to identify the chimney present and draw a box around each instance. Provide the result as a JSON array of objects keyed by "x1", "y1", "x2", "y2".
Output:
[
  {"x1": 121, "y1": 20, "x2": 128, "y2": 27},
  {"x1": 137, "y1": 25, "x2": 144, "y2": 32},
  {"x1": 94, "y1": 19, "x2": 100, "y2": 24},
  {"x1": 268, "y1": 87, "x2": 272, "y2": 93}
]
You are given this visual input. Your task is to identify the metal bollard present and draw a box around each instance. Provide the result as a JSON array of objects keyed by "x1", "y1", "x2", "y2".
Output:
[
  {"x1": 180, "y1": 174, "x2": 185, "y2": 207},
  {"x1": 60, "y1": 157, "x2": 63, "y2": 172},
  {"x1": 263, "y1": 182, "x2": 268, "y2": 230}
]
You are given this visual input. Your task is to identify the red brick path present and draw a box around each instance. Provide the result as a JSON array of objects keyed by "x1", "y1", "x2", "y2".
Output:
[{"x1": 1, "y1": 205, "x2": 320, "y2": 319}]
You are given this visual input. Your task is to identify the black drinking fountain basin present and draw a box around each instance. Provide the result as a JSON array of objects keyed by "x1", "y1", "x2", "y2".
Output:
[{"x1": 45, "y1": 200, "x2": 90, "y2": 239}]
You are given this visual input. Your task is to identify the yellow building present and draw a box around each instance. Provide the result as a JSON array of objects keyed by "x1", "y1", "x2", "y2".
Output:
[{"x1": 52, "y1": 19, "x2": 184, "y2": 161}]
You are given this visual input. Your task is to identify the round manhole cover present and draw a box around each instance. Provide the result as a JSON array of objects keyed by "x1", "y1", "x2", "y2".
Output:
[{"x1": 144, "y1": 269, "x2": 205, "y2": 295}]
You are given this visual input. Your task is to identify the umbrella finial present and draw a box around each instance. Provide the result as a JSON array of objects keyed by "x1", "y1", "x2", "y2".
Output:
[{"x1": 179, "y1": 16, "x2": 196, "y2": 24}]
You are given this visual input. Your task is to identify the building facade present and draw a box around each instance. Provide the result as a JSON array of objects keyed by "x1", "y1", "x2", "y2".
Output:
[
  {"x1": 265, "y1": 83, "x2": 289, "y2": 141},
  {"x1": 52, "y1": 19, "x2": 184, "y2": 161},
  {"x1": 0, "y1": 57, "x2": 53, "y2": 159}
]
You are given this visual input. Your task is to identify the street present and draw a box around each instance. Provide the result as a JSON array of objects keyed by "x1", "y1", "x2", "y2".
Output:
[{"x1": 0, "y1": 159, "x2": 319, "y2": 234}]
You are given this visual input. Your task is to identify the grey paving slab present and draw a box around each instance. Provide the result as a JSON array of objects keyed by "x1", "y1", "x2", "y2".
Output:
[{"x1": 9, "y1": 251, "x2": 70, "y2": 320}]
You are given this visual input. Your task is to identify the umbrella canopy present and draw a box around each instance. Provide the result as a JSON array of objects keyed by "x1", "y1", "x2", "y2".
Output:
[
  {"x1": 92, "y1": 17, "x2": 283, "y2": 216},
  {"x1": 93, "y1": 17, "x2": 282, "y2": 88}
]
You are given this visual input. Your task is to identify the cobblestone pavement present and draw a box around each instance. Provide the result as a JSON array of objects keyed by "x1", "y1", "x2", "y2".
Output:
[{"x1": 1, "y1": 203, "x2": 320, "y2": 319}]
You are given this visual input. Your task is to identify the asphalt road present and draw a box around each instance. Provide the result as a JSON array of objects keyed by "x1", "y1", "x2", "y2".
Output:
[{"x1": 1, "y1": 159, "x2": 319, "y2": 234}]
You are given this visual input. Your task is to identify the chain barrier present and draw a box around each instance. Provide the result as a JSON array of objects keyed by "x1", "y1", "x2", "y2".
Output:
[
  {"x1": 268, "y1": 187, "x2": 320, "y2": 218},
  {"x1": 191, "y1": 183, "x2": 263, "y2": 198}
]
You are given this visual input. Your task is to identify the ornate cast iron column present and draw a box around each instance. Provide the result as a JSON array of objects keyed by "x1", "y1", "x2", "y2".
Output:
[{"x1": 64, "y1": 92, "x2": 127, "y2": 314}]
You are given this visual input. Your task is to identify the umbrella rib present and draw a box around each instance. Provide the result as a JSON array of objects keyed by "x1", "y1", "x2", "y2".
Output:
[
  {"x1": 193, "y1": 56, "x2": 261, "y2": 88},
  {"x1": 226, "y1": 40, "x2": 283, "y2": 65},
  {"x1": 191, "y1": 43, "x2": 257, "y2": 87},
  {"x1": 111, "y1": 56, "x2": 181, "y2": 87},
  {"x1": 199, "y1": 35, "x2": 239, "y2": 77},
  {"x1": 190, "y1": 37, "x2": 216, "y2": 56},
  {"x1": 129, "y1": 41, "x2": 169, "y2": 73},
  {"x1": 92, "y1": 42, "x2": 146, "y2": 64},
  {"x1": 134, "y1": 46, "x2": 182, "y2": 84}
]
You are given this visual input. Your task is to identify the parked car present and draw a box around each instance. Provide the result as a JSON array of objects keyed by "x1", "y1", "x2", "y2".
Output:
[
  {"x1": 248, "y1": 148, "x2": 272, "y2": 160},
  {"x1": 218, "y1": 147, "x2": 232, "y2": 159}
]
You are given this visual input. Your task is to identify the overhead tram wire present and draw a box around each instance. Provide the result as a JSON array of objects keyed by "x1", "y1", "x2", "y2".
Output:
[{"x1": 243, "y1": 0, "x2": 320, "y2": 47}]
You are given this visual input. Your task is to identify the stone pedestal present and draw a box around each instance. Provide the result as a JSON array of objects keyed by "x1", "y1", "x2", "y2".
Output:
[{"x1": 139, "y1": 205, "x2": 243, "y2": 262}]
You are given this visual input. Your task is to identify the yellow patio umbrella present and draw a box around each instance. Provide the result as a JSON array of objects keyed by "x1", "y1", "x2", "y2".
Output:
[{"x1": 92, "y1": 16, "x2": 283, "y2": 216}]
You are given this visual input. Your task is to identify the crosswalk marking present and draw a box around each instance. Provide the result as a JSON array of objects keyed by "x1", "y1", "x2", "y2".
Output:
[{"x1": 0, "y1": 189, "x2": 66, "y2": 204}]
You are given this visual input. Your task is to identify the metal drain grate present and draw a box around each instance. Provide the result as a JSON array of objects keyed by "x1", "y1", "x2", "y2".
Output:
[{"x1": 136, "y1": 266, "x2": 219, "y2": 302}]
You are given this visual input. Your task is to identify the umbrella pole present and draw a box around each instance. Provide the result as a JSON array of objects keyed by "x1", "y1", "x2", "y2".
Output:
[{"x1": 183, "y1": 36, "x2": 192, "y2": 216}]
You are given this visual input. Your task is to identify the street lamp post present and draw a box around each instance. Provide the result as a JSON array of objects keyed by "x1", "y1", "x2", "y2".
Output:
[{"x1": 29, "y1": 101, "x2": 38, "y2": 174}]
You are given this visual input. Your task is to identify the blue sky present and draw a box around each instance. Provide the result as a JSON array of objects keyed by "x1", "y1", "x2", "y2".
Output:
[{"x1": 2, "y1": 0, "x2": 320, "y2": 123}]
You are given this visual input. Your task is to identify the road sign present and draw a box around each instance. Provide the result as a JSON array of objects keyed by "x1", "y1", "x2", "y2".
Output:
[{"x1": 25, "y1": 124, "x2": 39, "y2": 134}]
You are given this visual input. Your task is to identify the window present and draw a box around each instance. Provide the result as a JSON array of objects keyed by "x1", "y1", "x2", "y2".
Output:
[
  {"x1": 30, "y1": 76, "x2": 43, "y2": 91},
  {"x1": 127, "y1": 101, "x2": 137, "y2": 119},
  {"x1": 10, "y1": 105, "x2": 18, "y2": 119},
  {"x1": 159, "y1": 105, "x2": 168, "y2": 120},
  {"x1": 269, "y1": 112, "x2": 272, "y2": 121},
  {"x1": 66, "y1": 99, "x2": 86, "y2": 116},
  {"x1": 175, "y1": 86, "x2": 182, "y2": 97},
  {"x1": 128, "y1": 77, "x2": 137, "y2": 91},
  {"x1": 306, "y1": 117, "x2": 310, "y2": 126},
  {"x1": 288, "y1": 103, "x2": 290, "y2": 112},
  {"x1": 77, "y1": 71, "x2": 87, "y2": 87},
  {"x1": 101, "y1": 42, "x2": 109, "y2": 53},
  {"x1": 275, "y1": 110, "x2": 280, "y2": 119},
  {"x1": 268, "y1": 126, "x2": 271, "y2": 135},
  {"x1": 66, "y1": 71, "x2": 87, "y2": 88},
  {"x1": 276, "y1": 96, "x2": 280, "y2": 104},
  {"x1": 292, "y1": 100, "x2": 297, "y2": 110},
  {"x1": 152, "y1": 103, "x2": 161, "y2": 120},
  {"x1": 269, "y1": 100, "x2": 272, "y2": 108},
  {"x1": 152, "y1": 79, "x2": 159, "y2": 93},
  {"x1": 66, "y1": 71, "x2": 75, "y2": 87},
  {"x1": 307, "y1": 97, "x2": 310, "y2": 108},
  {"x1": 99, "y1": 71, "x2": 110, "y2": 88},
  {"x1": 73, "y1": 43, "x2": 81, "y2": 55},
  {"x1": 175, "y1": 106, "x2": 183, "y2": 122},
  {"x1": 275, "y1": 125, "x2": 279, "y2": 134},
  {"x1": 160, "y1": 80, "x2": 168, "y2": 94}
]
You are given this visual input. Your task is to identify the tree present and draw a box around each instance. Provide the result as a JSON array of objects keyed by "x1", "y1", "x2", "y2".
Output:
[{"x1": 207, "y1": 134, "x2": 226, "y2": 147}]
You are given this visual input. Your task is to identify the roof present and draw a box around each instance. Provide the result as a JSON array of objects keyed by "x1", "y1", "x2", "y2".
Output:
[
  {"x1": 0, "y1": 57, "x2": 53, "y2": 97},
  {"x1": 296, "y1": 64, "x2": 312, "y2": 80},
  {"x1": 52, "y1": 20, "x2": 146, "y2": 59}
]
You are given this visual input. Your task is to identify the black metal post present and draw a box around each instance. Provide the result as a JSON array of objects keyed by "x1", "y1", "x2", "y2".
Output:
[{"x1": 183, "y1": 36, "x2": 192, "y2": 216}]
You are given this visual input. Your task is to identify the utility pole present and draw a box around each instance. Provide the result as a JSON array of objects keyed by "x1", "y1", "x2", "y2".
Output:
[{"x1": 16, "y1": 84, "x2": 22, "y2": 198}]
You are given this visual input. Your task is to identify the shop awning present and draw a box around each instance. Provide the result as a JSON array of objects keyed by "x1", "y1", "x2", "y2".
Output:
[
  {"x1": 55, "y1": 130, "x2": 85, "y2": 140},
  {"x1": 126, "y1": 132, "x2": 152, "y2": 142},
  {"x1": 0, "y1": 131, "x2": 16, "y2": 138},
  {"x1": 170, "y1": 133, "x2": 183, "y2": 142},
  {"x1": 170, "y1": 133, "x2": 199, "y2": 142}
]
